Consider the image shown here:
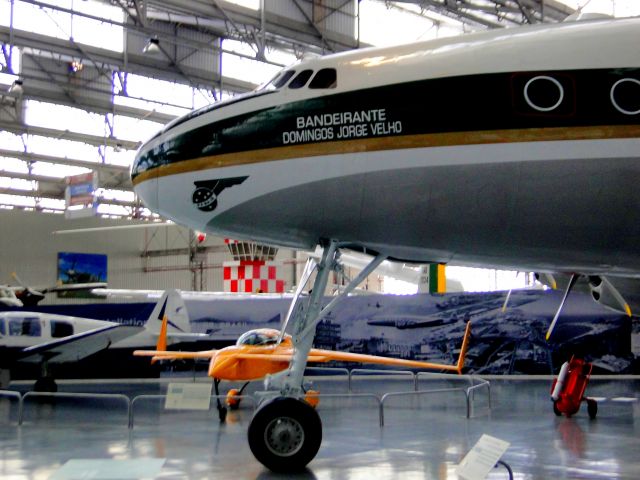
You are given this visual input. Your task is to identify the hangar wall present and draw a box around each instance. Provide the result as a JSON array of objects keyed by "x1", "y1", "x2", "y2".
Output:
[{"x1": 0, "y1": 209, "x2": 298, "y2": 303}]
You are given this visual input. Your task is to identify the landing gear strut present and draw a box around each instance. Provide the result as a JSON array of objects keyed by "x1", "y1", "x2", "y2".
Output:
[
  {"x1": 214, "y1": 378, "x2": 227, "y2": 422},
  {"x1": 247, "y1": 240, "x2": 386, "y2": 471},
  {"x1": 33, "y1": 362, "x2": 57, "y2": 393}
]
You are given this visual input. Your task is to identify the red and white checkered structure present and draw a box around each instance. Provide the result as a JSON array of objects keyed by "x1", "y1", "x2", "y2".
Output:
[{"x1": 223, "y1": 260, "x2": 285, "y2": 293}]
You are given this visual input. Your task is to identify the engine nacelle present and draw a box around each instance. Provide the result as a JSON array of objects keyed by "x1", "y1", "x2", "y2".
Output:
[{"x1": 587, "y1": 276, "x2": 632, "y2": 316}]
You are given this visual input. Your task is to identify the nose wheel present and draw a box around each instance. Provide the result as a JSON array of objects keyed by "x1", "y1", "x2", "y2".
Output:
[{"x1": 248, "y1": 397, "x2": 322, "y2": 472}]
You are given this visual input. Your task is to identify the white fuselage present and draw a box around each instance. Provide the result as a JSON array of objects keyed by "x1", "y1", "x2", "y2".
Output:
[{"x1": 132, "y1": 18, "x2": 640, "y2": 276}]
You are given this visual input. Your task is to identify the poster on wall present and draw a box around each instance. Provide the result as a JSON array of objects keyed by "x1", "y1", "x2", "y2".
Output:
[
  {"x1": 184, "y1": 289, "x2": 637, "y2": 374},
  {"x1": 57, "y1": 252, "x2": 107, "y2": 298}
]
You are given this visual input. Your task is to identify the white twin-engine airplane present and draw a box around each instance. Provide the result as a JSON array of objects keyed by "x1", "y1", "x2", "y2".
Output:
[
  {"x1": 0, "y1": 290, "x2": 205, "y2": 391},
  {"x1": 131, "y1": 16, "x2": 640, "y2": 472}
]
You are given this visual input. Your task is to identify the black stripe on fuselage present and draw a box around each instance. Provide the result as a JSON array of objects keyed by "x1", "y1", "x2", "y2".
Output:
[{"x1": 132, "y1": 68, "x2": 640, "y2": 181}]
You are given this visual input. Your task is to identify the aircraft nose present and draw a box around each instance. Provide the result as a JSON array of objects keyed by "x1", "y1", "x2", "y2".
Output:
[
  {"x1": 132, "y1": 175, "x2": 159, "y2": 213},
  {"x1": 131, "y1": 139, "x2": 161, "y2": 212}
]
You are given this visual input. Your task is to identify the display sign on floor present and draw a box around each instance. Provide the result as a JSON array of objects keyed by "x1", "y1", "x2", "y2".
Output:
[
  {"x1": 456, "y1": 434, "x2": 510, "y2": 480},
  {"x1": 50, "y1": 459, "x2": 165, "y2": 480},
  {"x1": 165, "y1": 382, "x2": 212, "y2": 410}
]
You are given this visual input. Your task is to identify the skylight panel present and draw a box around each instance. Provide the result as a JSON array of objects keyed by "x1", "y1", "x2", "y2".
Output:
[
  {"x1": 225, "y1": 0, "x2": 259, "y2": 10},
  {"x1": 0, "y1": 157, "x2": 28, "y2": 174},
  {"x1": 37, "y1": 197, "x2": 66, "y2": 210},
  {"x1": 102, "y1": 148, "x2": 135, "y2": 168},
  {"x1": 99, "y1": 189, "x2": 135, "y2": 203},
  {"x1": 96, "y1": 203, "x2": 130, "y2": 217},
  {"x1": 0, "y1": 194, "x2": 35, "y2": 208},
  {"x1": 114, "y1": 95, "x2": 190, "y2": 118},
  {"x1": 221, "y1": 51, "x2": 280, "y2": 86},
  {"x1": 0, "y1": 132, "x2": 26, "y2": 152},
  {"x1": 30, "y1": 163, "x2": 90, "y2": 178},
  {"x1": 111, "y1": 116, "x2": 164, "y2": 143},
  {"x1": 26, "y1": 136, "x2": 101, "y2": 162},
  {"x1": 125, "y1": 74, "x2": 196, "y2": 109},
  {"x1": 12, "y1": 1, "x2": 72, "y2": 42},
  {"x1": 0, "y1": 177, "x2": 35, "y2": 191},
  {"x1": 25, "y1": 101, "x2": 108, "y2": 137}
]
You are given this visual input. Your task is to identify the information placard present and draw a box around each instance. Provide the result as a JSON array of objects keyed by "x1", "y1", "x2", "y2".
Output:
[
  {"x1": 455, "y1": 434, "x2": 510, "y2": 480},
  {"x1": 165, "y1": 382, "x2": 212, "y2": 410}
]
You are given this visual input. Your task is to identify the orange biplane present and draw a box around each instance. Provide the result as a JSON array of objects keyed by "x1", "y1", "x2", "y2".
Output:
[{"x1": 135, "y1": 318, "x2": 472, "y2": 421}]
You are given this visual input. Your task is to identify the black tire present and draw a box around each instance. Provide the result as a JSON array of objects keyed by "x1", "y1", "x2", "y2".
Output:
[
  {"x1": 553, "y1": 401, "x2": 562, "y2": 416},
  {"x1": 587, "y1": 398, "x2": 598, "y2": 419},
  {"x1": 248, "y1": 397, "x2": 322, "y2": 472},
  {"x1": 34, "y1": 377, "x2": 57, "y2": 393}
]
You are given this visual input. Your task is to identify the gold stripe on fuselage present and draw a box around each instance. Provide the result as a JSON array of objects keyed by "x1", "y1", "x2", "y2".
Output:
[{"x1": 132, "y1": 125, "x2": 640, "y2": 186}]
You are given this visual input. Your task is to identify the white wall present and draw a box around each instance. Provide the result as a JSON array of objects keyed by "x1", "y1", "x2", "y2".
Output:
[{"x1": 0, "y1": 209, "x2": 299, "y2": 304}]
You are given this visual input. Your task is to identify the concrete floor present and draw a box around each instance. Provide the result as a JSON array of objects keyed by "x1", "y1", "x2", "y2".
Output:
[{"x1": 1, "y1": 375, "x2": 639, "y2": 479}]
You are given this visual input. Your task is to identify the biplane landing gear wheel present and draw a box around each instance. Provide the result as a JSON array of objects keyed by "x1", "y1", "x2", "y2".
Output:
[
  {"x1": 587, "y1": 398, "x2": 598, "y2": 419},
  {"x1": 248, "y1": 397, "x2": 322, "y2": 472},
  {"x1": 553, "y1": 400, "x2": 562, "y2": 416}
]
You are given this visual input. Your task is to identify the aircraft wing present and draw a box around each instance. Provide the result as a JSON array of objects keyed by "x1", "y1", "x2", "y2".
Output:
[
  {"x1": 133, "y1": 350, "x2": 217, "y2": 360},
  {"x1": 19, "y1": 324, "x2": 142, "y2": 364},
  {"x1": 309, "y1": 321, "x2": 471, "y2": 374},
  {"x1": 307, "y1": 349, "x2": 461, "y2": 372}
]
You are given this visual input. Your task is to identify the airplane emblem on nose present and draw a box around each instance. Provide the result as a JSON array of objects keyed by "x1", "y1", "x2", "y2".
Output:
[{"x1": 192, "y1": 176, "x2": 248, "y2": 212}]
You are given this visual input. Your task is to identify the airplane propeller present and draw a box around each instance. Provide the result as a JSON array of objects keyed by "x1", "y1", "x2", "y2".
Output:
[
  {"x1": 545, "y1": 274, "x2": 633, "y2": 342},
  {"x1": 546, "y1": 273, "x2": 579, "y2": 341}
]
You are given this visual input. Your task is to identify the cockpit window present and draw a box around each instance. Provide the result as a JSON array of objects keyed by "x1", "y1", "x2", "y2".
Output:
[
  {"x1": 236, "y1": 330, "x2": 279, "y2": 347},
  {"x1": 288, "y1": 69, "x2": 314, "y2": 89},
  {"x1": 9, "y1": 317, "x2": 41, "y2": 337},
  {"x1": 273, "y1": 70, "x2": 296, "y2": 89},
  {"x1": 0, "y1": 319, "x2": 5, "y2": 336},
  {"x1": 51, "y1": 320, "x2": 73, "y2": 338},
  {"x1": 309, "y1": 68, "x2": 337, "y2": 89}
]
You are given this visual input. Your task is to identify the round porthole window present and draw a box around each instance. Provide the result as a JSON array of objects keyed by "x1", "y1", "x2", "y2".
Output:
[
  {"x1": 524, "y1": 76, "x2": 564, "y2": 112},
  {"x1": 610, "y1": 78, "x2": 640, "y2": 115}
]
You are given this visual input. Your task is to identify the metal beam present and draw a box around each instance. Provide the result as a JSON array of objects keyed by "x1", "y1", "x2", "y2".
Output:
[
  {"x1": 0, "y1": 120, "x2": 141, "y2": 150},
  {"x1": 144, "y1": 0, "x2": 358, "y2": 52},
  {"x1": 0, "y1": 165, "x2": 130, "y2": 192},
  {"x1": 0, "y1": 26, "x2": 255, "y2": 92},
  {"x1": 0, "y1": 186, "x2": 137, "y2": 208},
  {"x1": 0, "y1": 149, "x2": 129, "y2": 176},
  {"x1": 16, "y1": 83, "x2": 178, "y2": 124}
]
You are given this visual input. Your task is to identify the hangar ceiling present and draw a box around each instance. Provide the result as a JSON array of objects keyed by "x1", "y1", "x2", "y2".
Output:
[{"x1": 0, "y1": 0, "x2": 585, "y2": 218}]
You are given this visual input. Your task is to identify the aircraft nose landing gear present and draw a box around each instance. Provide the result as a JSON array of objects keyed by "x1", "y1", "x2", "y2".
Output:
[
  {"x1": 248, "y1": 397, "x2": 322, "y2": 472},
  {"x1": 247, "y1": 240, "x2": 385, "y2": 471}
]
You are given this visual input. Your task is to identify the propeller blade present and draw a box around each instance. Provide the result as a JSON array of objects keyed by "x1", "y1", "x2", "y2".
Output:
[
  {"x1": 501, "y1": 271, "x2": 520, "y2": 312},
  {"x1": 546, "y1": 273, "x2": 579, "y2": 341},
  {"x1": 11, "y1": 272, "x2": 26, "y2": 287},
  {"x1": 544, "y1": 273, "x2": 558, "y2": 290},
  {"x1": 602, "y1": 277, "x2": 632, "y2": 317},
  {"x1": 501, "y1": 289, "x2": 513, "y2": 313}
]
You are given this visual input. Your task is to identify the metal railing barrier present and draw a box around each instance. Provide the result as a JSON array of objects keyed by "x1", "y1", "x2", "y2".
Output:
[
  {"x1": 348, "y1": 369, "x2": 416, "y2": 393},
  {"x1": 129, "y1": 394, "x2": 257, "y2": 429},
  {"x1": 19, "y1": 391, "x2": 130, "y2": 426},
  {"x1": 0, "y1": 389, "x2": 22, "y2": 426}
]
